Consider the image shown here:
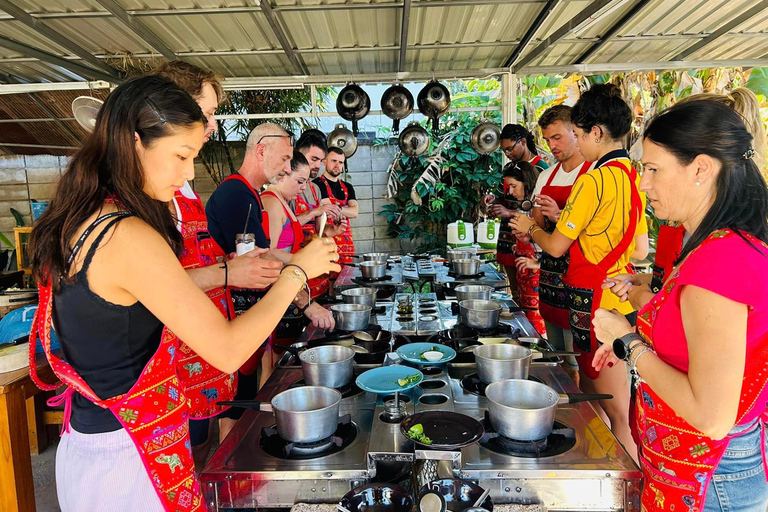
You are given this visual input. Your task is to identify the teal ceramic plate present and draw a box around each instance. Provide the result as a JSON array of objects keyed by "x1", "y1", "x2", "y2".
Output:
[
  {"x1": 396, "y1": 343, "x2": 457, "y2": 365},
  {"x1": 356, "y1": 366, "x2": 424, "y2": 394}
]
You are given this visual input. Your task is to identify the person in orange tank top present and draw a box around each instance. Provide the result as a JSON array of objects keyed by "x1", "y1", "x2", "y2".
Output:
[{"x1": 592, "y1": 100, "x2": 768, "y2": 512}]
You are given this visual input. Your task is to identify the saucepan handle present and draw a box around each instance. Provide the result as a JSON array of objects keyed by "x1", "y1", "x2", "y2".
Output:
[
  {"x1": 216, "y1": 400, "x2": 273, "y2": 412},
  {"x1": 558, "y1": 393, "x2": 613, "y2": 405}
]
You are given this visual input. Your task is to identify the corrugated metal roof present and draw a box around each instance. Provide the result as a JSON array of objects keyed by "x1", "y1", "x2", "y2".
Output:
[{"x1": 0, "y1": 0, "x2": 762, "y2": 85}]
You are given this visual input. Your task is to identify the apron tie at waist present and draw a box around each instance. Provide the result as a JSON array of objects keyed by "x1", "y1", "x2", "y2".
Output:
[{"x1": 47, "y1": 386, "x2": 74, "y2": 436}]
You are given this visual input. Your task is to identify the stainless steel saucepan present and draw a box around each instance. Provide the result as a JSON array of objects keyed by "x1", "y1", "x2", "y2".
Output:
[
  {"x1": 299, "y1": 345, "x2": 355, "y2": 388},
  {"x1": 473, "y1": 344, "x2": 579, "y2": 384},
  {"x1": 217, "y1": 386, "x2": 342, "y2": 443},
  {"x1": 454, "y1": 284, "x2": 493, "y2": 302},
  {"x1": 485, "y1": 379, "x2": 612, "y2": 441},
  {"x1": 458, "y1": 300, "x2": 501, "y2": 330},
  {"x1": 360, "y1": 261, "x2": 387, "y2": 279}
]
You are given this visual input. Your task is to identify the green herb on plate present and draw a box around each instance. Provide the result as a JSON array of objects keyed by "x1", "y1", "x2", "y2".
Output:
[
  {"x1": 397, "y1": 374, "x2": 421, "y2": 387},
  {"x1": 406, "y1": 424, "x2": 432, "y2": 445}
]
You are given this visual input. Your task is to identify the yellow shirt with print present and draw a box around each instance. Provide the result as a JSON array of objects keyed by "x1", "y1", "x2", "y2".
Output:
[{"x1": 555, "y1": 158, "x2": 647, "y2": 314}]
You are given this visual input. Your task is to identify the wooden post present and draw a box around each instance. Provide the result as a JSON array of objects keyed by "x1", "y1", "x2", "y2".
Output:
[{"x1": 0, "y1": 390, "x2": 36, "y2": 511}]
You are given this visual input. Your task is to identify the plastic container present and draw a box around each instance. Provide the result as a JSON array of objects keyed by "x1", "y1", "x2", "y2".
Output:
[
  {"x1": 477, "y1": 220, "x2": 499, "y2": 248},
  {"x1": 447, "y1": 221, "x2": 474, "y2": 248},
  {"x1": 31, "y1": 200, "x2": 49, "y2": 221}
]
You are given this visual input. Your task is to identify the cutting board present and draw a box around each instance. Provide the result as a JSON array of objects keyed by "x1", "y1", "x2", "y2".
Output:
[{"x1": 0, "y1": 342, "x2": 29, "y2": 373}]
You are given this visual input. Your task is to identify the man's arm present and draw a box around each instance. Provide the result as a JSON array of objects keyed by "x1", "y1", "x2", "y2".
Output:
[{"x1": 342, "y1": 199, "x2": 359, "y2": 219}]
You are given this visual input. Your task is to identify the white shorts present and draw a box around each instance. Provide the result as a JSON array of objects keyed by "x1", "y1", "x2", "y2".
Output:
[{"x1": 56, "y1": 426, "x2": 165, "y2": 512}]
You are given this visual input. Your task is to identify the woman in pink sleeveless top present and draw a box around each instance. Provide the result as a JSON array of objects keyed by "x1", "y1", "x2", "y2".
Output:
[{"x1": 592, "y1": 100, "x2": 768, "y2": 512}]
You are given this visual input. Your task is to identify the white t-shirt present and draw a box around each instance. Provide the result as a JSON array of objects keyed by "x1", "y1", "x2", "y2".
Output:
[{"x1": 533, "y1": 161, "x2": 595, "y2": 197}]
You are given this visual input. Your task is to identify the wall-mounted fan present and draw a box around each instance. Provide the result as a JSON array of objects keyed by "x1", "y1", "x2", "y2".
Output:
[{"x1": 71, "y1": 96, "x2": 104, "y2": 133}]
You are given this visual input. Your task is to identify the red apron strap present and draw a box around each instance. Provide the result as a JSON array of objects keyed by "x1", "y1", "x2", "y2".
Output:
[
  {"x1": 261, "y1": 190, "x2": 304, "y2": 253},
  {"x1": 223, "y1": 173, "x2": 271, "y2": 244},
  {"x1": 543, "y1": 162, "x2": 562, "y2": 188}
]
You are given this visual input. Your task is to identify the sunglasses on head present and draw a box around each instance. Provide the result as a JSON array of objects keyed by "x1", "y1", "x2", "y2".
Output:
[{"x1": 256, "y1": 134, "x2": 295, "y2": 146}]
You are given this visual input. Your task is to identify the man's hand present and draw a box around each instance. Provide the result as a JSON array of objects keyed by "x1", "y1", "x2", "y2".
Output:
[
  {"x1": 325, "y1": 218, "x2": 349, "y2": 237},
  {"x1": 536, "y1": 194, "x2": 560, "y2": 222},
  {"x1": 304, "y1": 302, "x2": 335, "y2": 331},
  {"x1": 227, "y1": 248, "x2": 282, "y2": 289},
  {"x1": 318, "y1": 202, "x2": 342, "y2": 221}
]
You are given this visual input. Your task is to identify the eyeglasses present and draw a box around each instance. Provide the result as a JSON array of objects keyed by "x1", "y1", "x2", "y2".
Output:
[
  {"x1": 502, "y1": 139, "x2": 522, "y2": 154},
  {"x1": 256, "y1": 134, "x2": 295, "y2": 146}
]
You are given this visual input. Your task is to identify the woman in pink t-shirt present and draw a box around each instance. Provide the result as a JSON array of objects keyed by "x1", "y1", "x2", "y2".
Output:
[{"x1": 592, "y1": 100, "x2": 768, "y2": 512}]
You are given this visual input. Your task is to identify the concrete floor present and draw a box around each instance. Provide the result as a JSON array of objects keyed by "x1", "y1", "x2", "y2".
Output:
[{"x1": 32, "y1": 440, "x2": 60, "y2": 512}]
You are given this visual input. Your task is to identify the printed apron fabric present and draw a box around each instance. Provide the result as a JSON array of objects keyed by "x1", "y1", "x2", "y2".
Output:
[
  {"x1": 538, "y1": 161, "x2": 591, "y2": 329},
  {"x1": 29, "y1": 213, "x2": 203, "y2": 512},
  {"x1": 564, "y1": 160, "x2": 641, "y2": 380},
  {"x1": 633, "y1": 229, "x2": 768, "y2": 512},
  {"x1": 173, "y1": 191, "x2": 237, "y2": 419}
]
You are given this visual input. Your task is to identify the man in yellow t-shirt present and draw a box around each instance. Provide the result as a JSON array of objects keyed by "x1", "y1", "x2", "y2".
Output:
[{"x1": 557, "y1": 155, "x2": 648, "y2": 315}]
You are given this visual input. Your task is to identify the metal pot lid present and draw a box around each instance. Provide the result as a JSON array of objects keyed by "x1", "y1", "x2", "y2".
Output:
[
  {"x1": 381, "y1": 84, "x2": 414, "y2": 120},
  {"x1": 470, "y1": 122, "x2": 501, "y2": 155},
  {"x1": 398, "y1": 121, "x2": 430, "y2": 157},
  {"x1": 417, "y1": 80, "x2": 451, "y2": 118},
  {"x1": 328, "y1": 123, "x2": 358, "y2": 158}
]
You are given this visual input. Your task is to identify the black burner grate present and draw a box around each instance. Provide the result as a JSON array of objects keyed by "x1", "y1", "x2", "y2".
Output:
[
  {"x1": 260, "y1": 414, "x2": 356, "y2": 460},
  {"x1": 358, "y1": 275, "x2": 394, "y2": 283},
  {"x1": 291, "y1": 378, "x2": 364, "y2": 400},
  {"x1": 479, "y1": 411, "x2": 575, "y2": 458},
  {"x1": 447, "y1": 270, "x2": 486, "y2": 279}
]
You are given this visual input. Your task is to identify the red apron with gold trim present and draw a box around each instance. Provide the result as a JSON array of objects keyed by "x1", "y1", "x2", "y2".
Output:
[
  {"x1": 319, "y1": 176, "x2": 355, "y2": 265},
  {"x1": 538, "y1": 161, "x2": 592, "y2": 329},
  {"x1": 29, "y1": 212, "x2": 203, "y2": 512},
  {"x1": 650, "y1": 224, "x2": 686, "y2": 294},
  {"x1": 564, "y1": 160, "x2": 641, "y2": 380},
  {"x1": 634, "y1": 229, "x2": 768, "y2": 512},
  {"x1": 514, "y1": 237, "x2": 545, "y2": 334},
  {"x1": 173, "y1": 191, "x2": 237, "y2": 419}
]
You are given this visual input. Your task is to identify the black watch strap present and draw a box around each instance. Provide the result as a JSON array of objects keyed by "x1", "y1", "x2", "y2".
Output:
[{"x1": 613, "y1": 333, "x2": 645, "y2": 361}]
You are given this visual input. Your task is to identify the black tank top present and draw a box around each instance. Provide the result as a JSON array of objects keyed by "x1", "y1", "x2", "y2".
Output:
[{"x1": 53, "y1": 213, "x2": 164, "y2": 433}]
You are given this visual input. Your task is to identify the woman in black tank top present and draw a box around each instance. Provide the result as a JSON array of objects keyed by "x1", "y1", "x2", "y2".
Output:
[{"x1": 29, "y1": 75, "x2": 341, "y2": 512}]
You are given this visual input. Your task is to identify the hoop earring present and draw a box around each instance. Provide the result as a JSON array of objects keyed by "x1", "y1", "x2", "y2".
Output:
[{"x1": 595, "y1": 139, "x2": 600, "y2": 143}]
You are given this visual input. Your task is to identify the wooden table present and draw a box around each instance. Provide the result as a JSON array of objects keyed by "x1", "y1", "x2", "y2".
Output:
[{"x1": 0, "y1": 353, "x2": 58, "y2": 512}]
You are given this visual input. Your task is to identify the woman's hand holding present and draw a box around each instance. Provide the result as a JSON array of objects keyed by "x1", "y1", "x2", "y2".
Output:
[
  {"x1": 290, "y1": 237, "x2": 340, "y2": 279},
  {"x1": 602, "y1": 273, "x2": 643, "y2": 302},
  {"x1": 592, "y1": 343, "x2": 620, "y2": 373},
  {"x1": 482, "y1": 193, "x2": 496, "y2": 206},
  {"x1": 509, "y1": 213, "x2": 535, "y2": 236},
  {"x1": 515, "y1": 256, "x2": 539, "y2": 272},
  {"x1": 490, "y1": 204, "x2": 515, "y2": 219}
]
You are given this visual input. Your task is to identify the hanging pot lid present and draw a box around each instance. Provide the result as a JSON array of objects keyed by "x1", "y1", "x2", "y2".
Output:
[
  {"x1": 337, "y1": 84, "x2": 371, "y2": 136},
  {"x1": 328, "y1": 123, "x2": 358, "y2": 158},
  {"x1": 470, "y1": 123, "x2": 501, "y2": 155},
  {"x1": 417, "y1": 80, "x2": 451, "y2": 137},
  {"x1": 381, "y1": 84, "x2": 414, "y2": 135},
  {"x1": 399, "y1": 121, "x2": 430, "y2": 157}
]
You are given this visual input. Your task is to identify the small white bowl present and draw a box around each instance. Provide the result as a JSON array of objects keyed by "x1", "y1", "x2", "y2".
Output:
[{"x1": 422, "y1": 351, "x2": 444, "y2": 362}]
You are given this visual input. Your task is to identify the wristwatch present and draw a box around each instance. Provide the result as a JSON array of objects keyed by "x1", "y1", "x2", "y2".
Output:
[{"x1": 613, "y1": 332, "x2": 645, "y2": 361}]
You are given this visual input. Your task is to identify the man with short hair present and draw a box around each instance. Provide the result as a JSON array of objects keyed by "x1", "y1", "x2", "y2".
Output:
[
  {"x1": 530, "y1": 105, "x2": 594, "y2": 380},
  {"x1": 292, "y1": 130, "x2": 342, "y2": 231},
  {"x1": 314, "y1": 147, "x2": 358, "y2": 264}
]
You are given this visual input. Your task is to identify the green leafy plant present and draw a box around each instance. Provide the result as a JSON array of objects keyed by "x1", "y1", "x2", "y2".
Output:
[{"x1": 380, "y1": 80, "x2": 503, "y2": 251}]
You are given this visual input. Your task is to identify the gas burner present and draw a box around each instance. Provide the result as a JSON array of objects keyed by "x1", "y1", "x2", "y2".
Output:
[
  {"x1": 372, "y1": 305, "x2": 386, "y2": 315},
  {"x1": 479, "y1": 411, "x2": 575, "y2": 458},
  {"x1": 358, "y1": 275, "x2": 394, "y2": 283},
  {"x1": 460, "y1": 373, "x2": 543, "y2": 397},
  {"x1": 259, "y1": 414, "x2": 357, "y2": 460},
  {"x1": 459, "y1": 322, "x2": 522, "y2": 338},
  {"x1": 317, "y1": 324, "x2": 382, "y2": 342},
  {"x1": 447, "y1": 270, "x2": 485, "y2": 279},
  {"x1": 291, "y1": 378, "x2": 364, "y2": 400}
]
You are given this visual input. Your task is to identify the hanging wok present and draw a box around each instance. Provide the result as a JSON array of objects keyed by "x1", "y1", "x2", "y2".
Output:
[
  {"x1": 417, "y1": 80, "x2": 451, "y2": 137},
  {"x1": 381, "y1": 84, "x2": 414, "y2": 135},
  {"x1": 337, "y1": 84, "x2": 371, "y2": 136},
  {"x1": 470, "y1": 123, "x2": 501, "y2": 155},
  {"x1": 399, "y1": 121, "x2": 430, "y2": 157},
  {"x1": 328, "y1": 123, "x2": 358, "y2": 158}
]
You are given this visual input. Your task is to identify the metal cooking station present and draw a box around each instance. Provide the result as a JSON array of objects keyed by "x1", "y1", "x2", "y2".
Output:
[{"x1": 201, "y1": 261, "x2": 642, "y2": 511}]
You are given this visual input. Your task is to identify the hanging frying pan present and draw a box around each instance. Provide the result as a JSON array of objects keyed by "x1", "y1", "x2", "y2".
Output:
[
  {"x1": 417, "y1": 80, "x2": 451, "y2": 137},
  {"x1": 398, "y1": 121, "x2": 430, "y2": 157},
  {"x1": 327, "y1": 123, "x2": 358, "y2": 158},
  {"x1": 381, "y1": 84, "x2": 414, "y2": 135},
  {"x1": 337, "y1": 84, "x2": 371, "y2": 136},
  {"x1": 470, "y1": 123, "x2": 501, "y2": 155}
]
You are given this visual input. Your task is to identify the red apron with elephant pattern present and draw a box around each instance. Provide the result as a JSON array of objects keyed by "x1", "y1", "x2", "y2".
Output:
[
  {"x1": 29, "y1": 212, "x2": 203, "y2": 512},
  {"x1": 650, "y1": 224, "x2": 686, "y2": 294},
  {"x1": 319, "y1": 176, "x2": 355, "y2": 265},
  {"x1": 634, "y1": 229, "x2": 768, "y2": 512},
  {"x1": 173, "y1": 190, "x2": 237, "y2": 419}
]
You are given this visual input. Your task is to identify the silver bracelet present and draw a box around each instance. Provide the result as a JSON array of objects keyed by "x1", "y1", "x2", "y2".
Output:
[{"x1": 630, "y1": 346, "x2": 653, "y2": 370}]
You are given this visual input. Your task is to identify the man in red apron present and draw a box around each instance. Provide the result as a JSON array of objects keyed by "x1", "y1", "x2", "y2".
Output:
[
  {"x1": 30, "y1": 212, "x2": 204, "y2": 512},
  {"x1": 314, "y1": 147, "x2": 358, "y2": 265},
  {"x1": 531, "y1": 105, "x2": 593, "y2": 376}
]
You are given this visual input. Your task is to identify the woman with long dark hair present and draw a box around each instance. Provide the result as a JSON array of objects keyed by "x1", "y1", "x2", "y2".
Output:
[
  {"x1": 499, "y1": 123, "x2": 550, "y2": 172},
  {"x1": 29, "y1": 75, "x2": 339, "y2": 511},
  {"x1": 592, "y1": 100, "x2": 768, "y2": 512},
  {"x1": 488, "y1": 161, "x2": 545, "y2": 332},
  {"x1": 510, "y1": 83, "x2": 648, "y2": 461}
]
